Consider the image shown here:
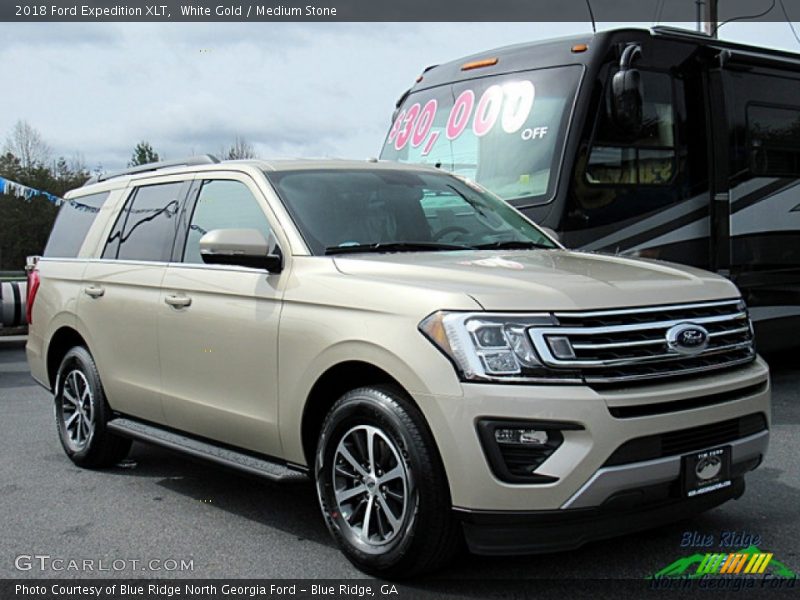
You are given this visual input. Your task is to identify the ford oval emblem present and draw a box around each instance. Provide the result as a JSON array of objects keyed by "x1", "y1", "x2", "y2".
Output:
[{"x1": 666, "y1": 323, "x2": 709, "y2": 355}]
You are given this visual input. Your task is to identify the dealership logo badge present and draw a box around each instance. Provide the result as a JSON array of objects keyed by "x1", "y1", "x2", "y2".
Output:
[
  {"x1": 667, "y1": 323, "x2": 709, "y2": 355},
  {"x1": 695, "y1": 455, "x2": 723, "y2": 481},
  {"x1": 651, "y1": 545, "x2": 797, "y2": 579}
]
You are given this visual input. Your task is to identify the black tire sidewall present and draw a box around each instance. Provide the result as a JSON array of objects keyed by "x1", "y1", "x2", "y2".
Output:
[
  {"x1": 54, "y1": 347, "x2": 112, "y2": 463},
  {"x1": 316, "y1": 387, "x2": 440, "y2": 574}
]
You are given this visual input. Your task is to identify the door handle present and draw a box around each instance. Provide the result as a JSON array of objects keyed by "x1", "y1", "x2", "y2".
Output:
[
  {"x1": 165, "y1": 294, "x2": 192, "y2": 308},
  {"x1": 84, "y1": 286, "x2": 105, "y2": 298}
]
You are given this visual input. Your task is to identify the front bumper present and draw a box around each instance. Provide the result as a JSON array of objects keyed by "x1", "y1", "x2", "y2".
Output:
[
  {"x1": 456, "y1": 477, "x2": 746, "y2": 555},
  {"x1": 414, "y1": 357, "x2": 770, "y2": 512}
]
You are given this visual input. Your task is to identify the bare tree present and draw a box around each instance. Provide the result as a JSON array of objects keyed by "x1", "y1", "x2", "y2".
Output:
[
  {"x1": 223, "y1": 135, "x2": 257, "y2": 160},
  {"x1": 4, "y1": 120, "x2": 52, "y2": 171}
]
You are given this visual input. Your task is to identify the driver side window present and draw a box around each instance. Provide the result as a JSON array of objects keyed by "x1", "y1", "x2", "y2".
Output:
[
  {"x1": 585, "y1": 70, "x2": 677, "y2": 187},
  {"x1": 183, "y1": 180, "x2": 272, "y2": 264}
]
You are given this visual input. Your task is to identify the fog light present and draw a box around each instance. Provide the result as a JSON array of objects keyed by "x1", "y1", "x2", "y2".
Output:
[
  {"x1": 478, "y1": 420, "x2": 579, "y2": 484},
  {"x1": 494, "y1": 428, "x2": 549, "y2": 445}
]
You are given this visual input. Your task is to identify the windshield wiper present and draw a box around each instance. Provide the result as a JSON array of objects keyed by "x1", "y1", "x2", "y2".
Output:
[
  {"x1": 472, "y1": 240, "x2": 553, "y2": 250},
  {"x1": 325, "y1": 241, "x2": 469, "y2": 255}
]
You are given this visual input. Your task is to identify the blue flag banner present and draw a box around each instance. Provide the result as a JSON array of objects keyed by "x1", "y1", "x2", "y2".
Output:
[{"x1": 0, "y1": 175, "x2": 63, "y2": 205}]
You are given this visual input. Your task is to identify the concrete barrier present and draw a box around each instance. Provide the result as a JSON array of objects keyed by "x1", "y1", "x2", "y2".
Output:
[{"x1": 0, "y1": 280, "x2": 27, "y2": 328}]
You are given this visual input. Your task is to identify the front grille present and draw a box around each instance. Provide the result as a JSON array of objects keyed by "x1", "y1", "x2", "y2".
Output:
[
  {"x1": 603, "y1": 412, "x2": 768, "y2": 467},
  {"x1": 528, "y1": 299, "x2": 756, "y2": 384}
]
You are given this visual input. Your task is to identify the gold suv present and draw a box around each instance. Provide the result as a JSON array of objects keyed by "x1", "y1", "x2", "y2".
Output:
[{"x1": 26, "y1": 157, "x2": 770, "y2": 577}]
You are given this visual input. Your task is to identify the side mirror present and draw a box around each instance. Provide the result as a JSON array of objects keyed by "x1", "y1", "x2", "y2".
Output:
[
  {"x1": 611, "y1": 44, "x2": 643, "y2": 134},
  {"x1": 199, "y1": 228, "x2": 283, "y2": 273}
]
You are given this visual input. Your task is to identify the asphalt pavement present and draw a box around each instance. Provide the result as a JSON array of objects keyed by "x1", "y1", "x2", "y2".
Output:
[{"x1": 1, "y1": 336, "x2": 798, "y2": 590}]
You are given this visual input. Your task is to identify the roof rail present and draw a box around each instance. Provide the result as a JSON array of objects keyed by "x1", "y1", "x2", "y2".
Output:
[
  {"x1": 650, "y1": 26, "x2": 714, "y2": 40},
  {"x1": 84, "y1": 154, "x2": 220, "y2": 186}
]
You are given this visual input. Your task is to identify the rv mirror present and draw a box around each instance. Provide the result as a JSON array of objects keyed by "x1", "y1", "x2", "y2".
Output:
[
  {"x1": 611, "y1": 43, "x2": 644, "y2": 134},
  {"x1": 611, "y1": 69, "x2": 643, "y2": 133}
]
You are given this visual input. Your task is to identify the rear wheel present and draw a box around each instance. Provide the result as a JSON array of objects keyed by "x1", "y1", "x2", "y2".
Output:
[
  {"x1": 315, "y1": 386, "x2": 461, "y2": 577},
  {"x1": 54, "y1": 347, "x2": 131, "y2": 468}
]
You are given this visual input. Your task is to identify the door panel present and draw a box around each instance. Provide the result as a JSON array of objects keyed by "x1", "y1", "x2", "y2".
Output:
[
  {"x1": 721, "y1": 66, "x2": 800, "y2": 315},
  {"x1": 78, "y1": 261, "x2": 166, "y2": 422},
  {"x1": 158, "y1": 175, "x2": 284, "y2": 456},
  {"x1": 563, "y1": 67, "x2": 711, "y2": 268},
  {"x1": 158, "y1": 268, "x2": 282, "y2": 455},
  {"x1": 77, "y1": 179, "x2": 190, "y2": 422}
]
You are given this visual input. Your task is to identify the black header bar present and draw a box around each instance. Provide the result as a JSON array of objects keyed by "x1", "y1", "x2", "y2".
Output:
[{"x1": 2, "y1": 0, "x2": 799, "y2": 23}]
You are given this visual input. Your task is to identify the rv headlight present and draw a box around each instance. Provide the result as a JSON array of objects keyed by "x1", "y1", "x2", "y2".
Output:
[{"x1": 419, "y1": 311, "x2": 576, "y2": 382}]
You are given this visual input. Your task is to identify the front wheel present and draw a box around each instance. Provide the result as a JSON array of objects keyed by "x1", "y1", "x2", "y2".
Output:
[
  {"x1": 54, "y1": 346, "x2": 131, "y2": 468},
  {"x1": 315, "y1": 386, "x2": 461, "y2": 578}
]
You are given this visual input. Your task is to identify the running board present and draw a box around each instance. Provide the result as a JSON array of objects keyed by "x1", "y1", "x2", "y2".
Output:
[{"x1": 106, "y1": 418, "x2": 308, "y2": 482}]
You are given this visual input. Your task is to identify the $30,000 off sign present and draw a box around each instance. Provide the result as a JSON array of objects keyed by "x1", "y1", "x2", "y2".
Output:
[{"x1": 388, "y1": 81, "x2": 544, "y2": 156}]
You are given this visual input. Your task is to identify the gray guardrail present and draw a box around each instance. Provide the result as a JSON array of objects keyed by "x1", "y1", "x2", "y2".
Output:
[{"x1": 0, "y1": 279, "x2": 27, "y2": 329}]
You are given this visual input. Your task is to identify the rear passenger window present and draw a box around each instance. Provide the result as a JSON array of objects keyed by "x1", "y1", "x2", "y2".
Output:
[
  {"x1": 103, "y1": 182, "x2": 185, "y2": 261},
  {"x1": 44, "y1": 192, "x2": 109, "y2": 258},
  {"x1": 183, "y1": 180, "x2": 272, "y2": 264}
]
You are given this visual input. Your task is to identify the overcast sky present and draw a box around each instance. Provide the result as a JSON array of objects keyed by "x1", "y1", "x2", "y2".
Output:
[{"x1": 1, "y1": 20, "x2": 799, "y2": 172}]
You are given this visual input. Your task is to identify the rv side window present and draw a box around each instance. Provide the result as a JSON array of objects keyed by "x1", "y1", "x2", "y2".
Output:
[
  {"x1": 585, "y1": 71, "x2": 676, "y2": 186},
  {"x1": 748, "y1": 103, "x2": 800, "y2": 176}
]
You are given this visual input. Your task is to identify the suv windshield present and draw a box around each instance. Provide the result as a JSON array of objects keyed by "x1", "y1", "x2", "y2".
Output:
[
  {"x1": 380, "y1": 65, "x2": 581, "y2": 205},
  {"x1": 265, "y1": 168, "x2": 557, "y2": 255}
]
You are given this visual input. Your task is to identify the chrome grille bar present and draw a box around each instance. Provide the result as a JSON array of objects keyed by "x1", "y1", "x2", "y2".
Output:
[{"x1": 528, "y1": 299, "x2": 756, "y2": 384}]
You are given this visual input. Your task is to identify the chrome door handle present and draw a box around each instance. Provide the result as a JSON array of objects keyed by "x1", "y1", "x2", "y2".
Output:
[
  {"x1": 84, "y1": 286, "x2": 105, "y2": 298},
  {"x1": 165, "y1": 294, "x2": 192, "y2": 308}
]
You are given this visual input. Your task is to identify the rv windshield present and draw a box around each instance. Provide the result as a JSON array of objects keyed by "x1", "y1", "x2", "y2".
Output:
[{"x1": 381, "y1": 65, "x2": 581, "y2": 204}]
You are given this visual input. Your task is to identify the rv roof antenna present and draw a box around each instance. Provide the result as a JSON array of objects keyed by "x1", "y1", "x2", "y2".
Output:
[{"x1": 584, "y1": 0, "x2": 597, "y2": 34}]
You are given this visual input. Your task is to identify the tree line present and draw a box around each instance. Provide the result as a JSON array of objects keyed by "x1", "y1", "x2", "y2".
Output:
[{"x1": 0, "y1": 120, "x2": 258, "y2": 271}]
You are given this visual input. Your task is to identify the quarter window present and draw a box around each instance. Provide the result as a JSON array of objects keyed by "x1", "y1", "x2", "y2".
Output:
[
  {"x1": 103, "y1": 182, "x2": 184, "y2": 261},
  {"x1": 44, "y1": 192, "x2": 109, "y2": 258},
  {"x1": 183, "y1": 180, "x2": 272, "y2": 264}
]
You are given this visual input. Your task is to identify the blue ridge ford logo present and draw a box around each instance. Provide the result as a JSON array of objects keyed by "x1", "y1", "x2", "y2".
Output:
[
  {"x1": 695, "y1": 455, "x2": 723, "y2": 480},
  {"x1": 666, "y1": 323, "x2": 709, "y2": 355}
]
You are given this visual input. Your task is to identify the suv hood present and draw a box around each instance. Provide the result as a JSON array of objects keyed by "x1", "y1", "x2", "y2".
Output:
[{"x1": 332, "y1": 250, "x2": 739, "y2": 311}]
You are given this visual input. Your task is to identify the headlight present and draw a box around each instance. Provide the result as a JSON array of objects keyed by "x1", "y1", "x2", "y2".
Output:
[{"x1": 418, "y1": 311, "x2": 579, "y2": 383}]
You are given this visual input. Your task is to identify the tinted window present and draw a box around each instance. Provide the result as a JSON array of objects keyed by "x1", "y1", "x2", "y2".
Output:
[
  {"x1": 381, "y1": 66, "x2": 581, "y2": 204},
  {"x1": 748, "y1": 103, "x2": 800, "y2": 176},
  {"x1": 267, "y1": 168, "x2": 555, "y2": 255},
  {"x1": 104, "y1": 182, "x2": 184, "y2": 261},
  {"x1": 43, "y1": 192, "x2": 109, "y2": 258},
  {"x1": 183, "y1": 180, "x2": 272, "y2": 264}
]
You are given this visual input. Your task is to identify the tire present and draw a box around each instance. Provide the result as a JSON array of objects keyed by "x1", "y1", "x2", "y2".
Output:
[
  {"x1": 54, "y1": 346, "x2": 131, "y2": 468},
  {"x1": 315, "y1": 385, "x2": 462, "y2": 578}
]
